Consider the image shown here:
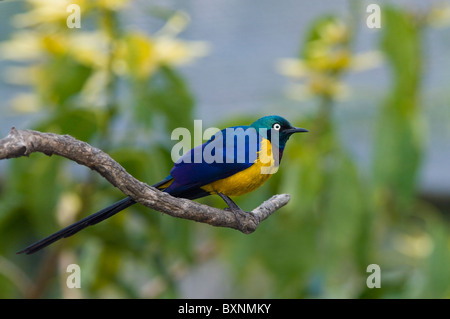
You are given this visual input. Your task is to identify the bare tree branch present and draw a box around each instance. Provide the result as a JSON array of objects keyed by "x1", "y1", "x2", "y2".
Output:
[{"x1": 0, "y1": 127, "x2": 290, "y2": 234}]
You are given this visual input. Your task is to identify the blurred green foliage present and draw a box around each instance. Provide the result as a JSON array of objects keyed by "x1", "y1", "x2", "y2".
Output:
[{"x1": 0, "y1": 1, "x2": 449, "y2": 299}]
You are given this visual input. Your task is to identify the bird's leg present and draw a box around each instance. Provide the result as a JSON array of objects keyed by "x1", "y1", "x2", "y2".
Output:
[
  {"x1": 217, "y1": 192, "x2": 248, "y2": 229},
  {"x1": 217, "y1": 192, "x2": 242, "y2": 212}
]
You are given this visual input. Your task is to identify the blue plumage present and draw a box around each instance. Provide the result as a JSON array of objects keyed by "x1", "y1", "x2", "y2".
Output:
[{"x1": 164, "y1": 125, "x2": 259, "y2": 198}]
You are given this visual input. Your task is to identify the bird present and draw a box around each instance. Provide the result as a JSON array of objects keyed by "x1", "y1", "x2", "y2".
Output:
[{"x1": 18, "y1": 115, "x2": 308, "y2": 254}]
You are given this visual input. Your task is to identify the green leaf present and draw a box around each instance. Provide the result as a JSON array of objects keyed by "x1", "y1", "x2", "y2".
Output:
[
  {"x1": 373, "y1": 6, "x2": 425, "y2": 212},
  {"x1": 36, "y1": 54, "x2": 93, "y2": 107},
  {"x1": 37, "y1": 108, "x2": 101, "y2": 142},
  {"x1": 133, "y1": 65, "x2": 194, "y2": 132}
]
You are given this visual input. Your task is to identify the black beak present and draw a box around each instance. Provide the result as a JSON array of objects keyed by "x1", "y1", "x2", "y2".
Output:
[{"x1": 284, "y1": 127, "x2": 309, "y2": 134}]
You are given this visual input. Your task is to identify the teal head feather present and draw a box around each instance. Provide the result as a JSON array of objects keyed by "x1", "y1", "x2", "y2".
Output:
[{"x1": 251, "y1": 115, "x2": 308, "y2": 148}]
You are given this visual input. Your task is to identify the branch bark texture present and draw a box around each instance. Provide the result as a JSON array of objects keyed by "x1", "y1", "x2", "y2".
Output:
[{"x1": 0, "y1": 127, "x2": 290, "y2": 234}]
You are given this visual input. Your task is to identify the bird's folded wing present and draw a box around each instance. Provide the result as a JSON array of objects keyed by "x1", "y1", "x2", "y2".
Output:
[{"x1": 166, "y1": 126, "x2": 261, "y2": 194}]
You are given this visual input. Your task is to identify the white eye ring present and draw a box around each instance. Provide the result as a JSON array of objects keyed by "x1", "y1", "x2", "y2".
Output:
[{"x1": 273, "y1": 123, "x2": 281, "y2": 130}]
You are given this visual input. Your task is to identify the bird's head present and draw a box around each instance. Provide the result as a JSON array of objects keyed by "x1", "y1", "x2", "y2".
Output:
[{"x1": 251, "y1": 115, "x2": 308, "y2": 148}]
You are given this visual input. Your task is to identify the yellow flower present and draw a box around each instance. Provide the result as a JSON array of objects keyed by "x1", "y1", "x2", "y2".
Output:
[
  {"x1": 0, "y1": 29, "x2": 111, "y2": 70},
  {"x1": 96, "y1": 0, "x2": 129, "y2": 11},
  {"x1": 276, "y1": 59, "x2": 310, "y2": 79},
  {"x1": 115, "y1": 32, "x2": 159, "y2": 79},
  {"x1": 317, "y1": 19, "x2": 350, "y2": 45},
  {"x1": 115, "y1": 32, "x2": 209, "y2": 79},
  {"x1": 155, "y1": 11, "x2": 191, "y2": 37},
  {"x1": 308, "y1": 73, "x2": 347, "y2": 98},
  {"x1": 12, "y1": 0, "x2": 129, "y2": 29},
  {"x1": 41, "y1": 32, "x2": 68, "y2": 55},
  {"x1": 349, "y1": 51, "x2": 383, "y2": 72},
  {"x1": 2, "y1": 4, "x2": 208, "y2": 96},
  {"x1": 0, "y1": 31, "x2": 44, "y2": 61},
  {"x1": 277, "y1": 18, "x2": 381, "y2": 100},
  {"x1": 13, "y1": 0, "x2": 87, "y2": 28},
  {"x1": 154, "y1": 36, "x2": 209, "y2": 67},
  {"x1": 67, "y1": 31, "x2": 110, "y2": 69},
  {"x1": 427, "y1": 3, "x2": 450, "y2": 28},
  {"x1": 304, "y1": 46, "x2": 351, "y2": 72}
]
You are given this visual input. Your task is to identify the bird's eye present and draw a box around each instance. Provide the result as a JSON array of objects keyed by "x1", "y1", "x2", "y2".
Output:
[{"x1": 272, "y1": 123, "x2": 281, "y2": 130}]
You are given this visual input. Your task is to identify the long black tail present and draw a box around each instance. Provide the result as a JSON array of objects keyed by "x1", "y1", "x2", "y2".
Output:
[
  {"x1": 17, "y1": 197, "x2": 136, "y2": 255},
  {"x1": 17, "y1": 178, "x2": 174, "y2": 255}
]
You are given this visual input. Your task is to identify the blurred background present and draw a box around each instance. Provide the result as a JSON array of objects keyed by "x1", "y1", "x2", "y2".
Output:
[{"x1": 0, "y1": 0, "x2": 449, "y2": 298}]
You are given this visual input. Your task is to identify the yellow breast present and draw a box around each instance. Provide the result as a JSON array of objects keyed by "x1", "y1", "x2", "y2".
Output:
[{"x1": 201, "y1": 138, "x2": 279, "y2": 196}]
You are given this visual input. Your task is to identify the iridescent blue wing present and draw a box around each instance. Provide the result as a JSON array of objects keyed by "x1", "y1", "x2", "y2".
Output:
[{"x1": 164, "y1": 125, "x2": 262, "y2": 198}]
